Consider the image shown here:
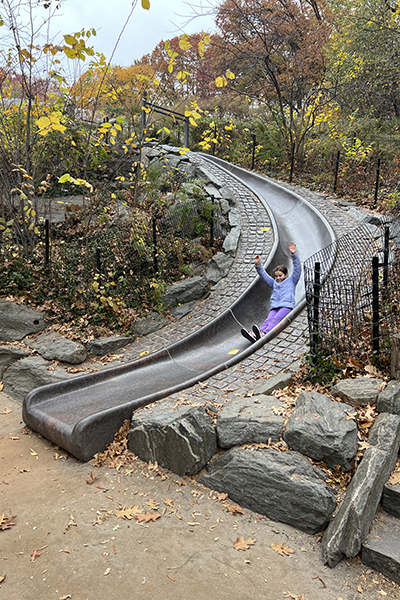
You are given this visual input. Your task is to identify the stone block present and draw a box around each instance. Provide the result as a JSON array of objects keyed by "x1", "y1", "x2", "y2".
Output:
[
  {"x1": 252, "y1": 372, "x2": 293, "y2": 396},
  {"x1": 26, "y1": 332, "x2": 87, "y2": 364},
  {"x1": 331, "y1": 377, "x2": 384, "y2": 406},
  {"x1": 283, "y1": 391, "x2": 358, "y2": 470},
  {"x1": 0, "y1": 299, "x2": 46, "y2": 342},
  {"x1": 362, "y1": 511, "x2": 400, "y2": 585},
  {"x1": 3, "y1": 356, "x2": 76, "y2": 403},
  {"x1": 198, "y1": 447, "x2": 337, "y2": 534},
  {"x1": 322, "y1": 413, "x2": 400, "y2": 567},
  {"x1": 217, "y1": 396, "x2": 284, "y2": 448},
  {"x1": 128, "y1": 401, "x2": 217, "y2": 476},
  {"x1": 377, "y1": 381, "x2": 400, "y2": 415}
]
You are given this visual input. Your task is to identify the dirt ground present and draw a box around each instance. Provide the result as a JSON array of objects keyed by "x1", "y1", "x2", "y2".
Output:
[{"x1": 1, "y1": 391, "x2": 400, "y2": 600}]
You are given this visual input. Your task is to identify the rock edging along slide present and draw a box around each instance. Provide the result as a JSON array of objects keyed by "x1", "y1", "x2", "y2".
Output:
[{"x1": 23, "y1": 155, "x2": 335, "y2": 461}]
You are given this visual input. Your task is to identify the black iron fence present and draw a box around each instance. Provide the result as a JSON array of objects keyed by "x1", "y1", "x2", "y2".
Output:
[
  {"x1": 38, "y1": 199, "x2": 225, "y2": 312},
  {"x1": 304, "y1": 213, "x2": 400, "y2": 368}
]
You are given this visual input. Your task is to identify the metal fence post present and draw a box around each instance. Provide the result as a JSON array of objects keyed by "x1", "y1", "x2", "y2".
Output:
[
  {"x1": 372, "y1": 256, "x2": 379, "y2": 355},
  {"x1": 289, "y1": 142, "x2": 295, "y2": 183},
  {"x1": 96, "y1": 248, "x2": 101, "y2": 273},
  {"x1": 211, "y1": 123, "x2": 217, "y2": 156},
  {"x1": 184, "y1": 117, "x2": 189, "y2": 148},
  {"x1": 152, "y1": 217, "x2": 158, "y2": 275},
  {"x1": 210, "y1": 210, "x2": 214, "y2": 248},
  {"x1": 251, "y1": 133, "x2": 256, "y2": 170},
  {"x1": 333, "y1": 150, "x2": 340, "y2": 192},
  {"x1": 373, "y1": 158, "x2": 381, "y2": 209},
  {"x1": 311, "y1": 262, "x2": 321, "y2": 361},
  {"x1": 383, "y1": 226, "x2": 389, "y2": 290},
  {"x1": 45, "y1": 219, "x2": 50, "y2": 266}
]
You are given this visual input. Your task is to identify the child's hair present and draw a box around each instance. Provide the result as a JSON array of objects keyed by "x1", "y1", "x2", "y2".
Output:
[{"x1": 274, "y1": 264, "x2": 288, "y2": 275}]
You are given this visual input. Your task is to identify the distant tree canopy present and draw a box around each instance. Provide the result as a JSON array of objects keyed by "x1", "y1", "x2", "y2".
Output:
[{"x1": 328, "y1": 0, "x2": 400, "y2": 120}]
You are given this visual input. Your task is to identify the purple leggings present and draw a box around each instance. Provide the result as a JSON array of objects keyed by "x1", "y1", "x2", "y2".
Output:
[{"x1": 260, "y1": 307, "x2": 292, "y2": 334}]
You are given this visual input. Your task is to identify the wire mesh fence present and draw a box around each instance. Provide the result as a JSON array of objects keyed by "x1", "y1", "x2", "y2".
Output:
[
  {"x1": 304, "y1": 213, "x2": 400, "y2": 370},
  {"x1": 37, "y1": 199, "x2": 226, "y2": 312}
]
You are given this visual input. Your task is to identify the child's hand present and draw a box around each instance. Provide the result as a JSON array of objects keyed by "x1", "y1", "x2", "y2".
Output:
[
  {"x1": 288, "y1": 242, "x2": 296, "y2": 254},
  {"x1": 255, "y1": 254, "x2": 261, "y2": 266}
]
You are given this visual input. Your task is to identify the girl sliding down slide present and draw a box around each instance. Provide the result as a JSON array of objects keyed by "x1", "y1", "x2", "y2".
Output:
[{"x1": 241, "y1": 242, "x2": 301, "y2": 343}]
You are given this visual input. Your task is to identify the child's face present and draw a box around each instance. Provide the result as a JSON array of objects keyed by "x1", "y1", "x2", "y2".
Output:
[{"x1": 274, "y1": 270, "x2": 287, "y2": 283}]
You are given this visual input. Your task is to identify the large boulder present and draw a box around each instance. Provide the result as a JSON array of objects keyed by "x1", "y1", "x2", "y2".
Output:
[
  {"x1": 377, "y1": 381, "x2": 400, "y2": 415},
  {"x1": 86, "y1": 335, "x2": 134, "y2": 356},
  {"x1": 283, "y1": 391, "x2": 358, "y2": 471},
  {"x1": 3, "y1": 356, "x2": 76, "y2": 403},
  {"x1": 128, "y1": 401, "x2": 217, "y2": 476},
  {"x1": 198, "y1": 447, "x2": 337, "y2": 534},
  {"x1": 204, "y1": 252, "x2": 234, "y2": 285},
  {"x1": 161, "y1": 276, "x2": 209, "y2": 309},
  {"x1": 0, "y1": 299, "x2": 46, "y2": 342},
  {"x1": 217, "y1": 396, "x2": 284, "y2": 448},
  {"x1": 252, "y1": 372, "x2": 293, "y2": 396},
  {"x1": 0, "y1": 345, "x2": 31, "y2": 378},
  {"x1": 131, "y1": 312, "x2": 170, "y2": 337},
  {"x1": 228, "y1": 207, "x2": 241, "y2": 228},
  {"x1": 222, "y1": 227, "x2": 240, "y2": 257},
  {"x1": 25, "y1": 332, "x2": 87, "y2": 364},
  {"x1": 322, "y1": 412, "x2": 400, "y2": 567},
  {"x1": 331, "y1": 377, "x2": 384, "y2": 406}
]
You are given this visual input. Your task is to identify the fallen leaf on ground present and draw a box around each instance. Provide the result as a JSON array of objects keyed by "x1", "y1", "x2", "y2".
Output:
[
  {"x1": 0, "y1": 513, "x2": 16, "y2": 531},
  {"x1": 30, "y1": 549, "x2": 43, "y2": 562},
  {"x1": 136, "y1": 512, "x2": 161, "y2": 523},
  {"x1": 216, "y1": 493, "x2": 228, "y2": 502},
  {"x1": 86, "y1": 472, "x2": 100, "y2": 485},
  {"x1": 233, "y1": 537, "x2": 256, "y2": 551},
  {"x1": 115, "y1": 506, "x2": 140, "y2": 520},
  {"x1": 270, "y1": 542, "x2": 294, "y2": 556},
  {"x1": 226, "y1": 503, "x2": 245, "y2": 515},
  {"x1": 0, "y1": 408, "x2": 12, "y2": 414},
  {"x1": 0, "y1": 574, "x2": 5, "y2": 583},
  {"x1": 66, "y1": 515, "x2": 76, "y2": 530},
  {"x1": 357, "y1": 585, "x2": 363, "y2": 594},
  {"x1": 167, "y1": 574, "x2": 175, "y2": 581},
  {"x1": 104, "y1": 567, "x2": 111, "y2": 576},
  {"x1": 59, "y1": 595, "x2": 71, "y2": 600}
]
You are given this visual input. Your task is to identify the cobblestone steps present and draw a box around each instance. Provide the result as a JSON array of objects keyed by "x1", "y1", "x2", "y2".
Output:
[{"x1": 362, "y1": 506, "x2": 400, "y2": 585}]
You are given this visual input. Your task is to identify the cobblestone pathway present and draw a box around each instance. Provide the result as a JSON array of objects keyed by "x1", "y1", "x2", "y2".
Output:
[{"x1": 122, "y1": 155, "x2": 358, "y2": 405}]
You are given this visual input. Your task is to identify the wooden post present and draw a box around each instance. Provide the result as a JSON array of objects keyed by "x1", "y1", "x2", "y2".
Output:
[{"x1": 391, "y1": 334, "x2": 400, "y2": 380}]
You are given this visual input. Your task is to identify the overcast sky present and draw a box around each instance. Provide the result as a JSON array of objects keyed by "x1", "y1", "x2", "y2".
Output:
[{"x1": 53, "y1": 0, "x2": 216, "y2": 67}]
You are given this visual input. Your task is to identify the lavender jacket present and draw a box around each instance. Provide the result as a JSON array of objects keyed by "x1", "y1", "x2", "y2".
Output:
[{"x1": 255, "y1": 252, "x2": 301, "y2": 310}]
